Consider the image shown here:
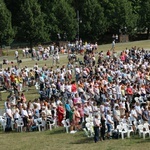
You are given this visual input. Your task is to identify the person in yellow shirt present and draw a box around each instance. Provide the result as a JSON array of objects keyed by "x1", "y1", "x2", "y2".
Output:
[
  {"x1": 29, "y1": 69, "x2": 35, "y2": 86},
  {"x1": 14, "y1": 76, "x2": 19, "y2": 85}
]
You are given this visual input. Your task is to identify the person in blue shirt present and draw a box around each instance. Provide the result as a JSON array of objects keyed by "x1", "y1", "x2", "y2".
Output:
[{"x1": 65, "y1": 100, "x2": 71, "y2": 119}]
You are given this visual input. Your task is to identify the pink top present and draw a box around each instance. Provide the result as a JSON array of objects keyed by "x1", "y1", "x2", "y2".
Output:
[
  {"x1": 120, "y1": 55, "x2": 125, "y2": 61},
  {"x1": 78, "y1": 107, "x2": 84, "y2": 117}
]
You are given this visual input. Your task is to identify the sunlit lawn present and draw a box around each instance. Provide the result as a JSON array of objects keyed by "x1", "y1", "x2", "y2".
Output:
[
  {"x1": 0, "y1": 40, "x2": 150, "y2": 150},
  {"x1": 0, "y1": 128, "x2": 150, "y2": 150}
]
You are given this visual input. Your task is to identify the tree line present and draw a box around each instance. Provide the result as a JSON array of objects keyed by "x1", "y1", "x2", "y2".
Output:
[{"x1": 0, "y1": 0, "x2": 150, "y2": 48}]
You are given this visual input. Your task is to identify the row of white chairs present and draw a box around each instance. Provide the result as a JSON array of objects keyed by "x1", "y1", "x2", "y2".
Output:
[
  {"x1": 82, "y1": 116, "x2": 150, "y2": 140},
  {"x1": 117, "y1": 122, "x2": 150, "y2": 139},
  {"x1": 0, "y1": 115, "x2": 58, "y2": 132},
  {"x1": 116, "y1": 123, "x2": 134, "y2": 139}
]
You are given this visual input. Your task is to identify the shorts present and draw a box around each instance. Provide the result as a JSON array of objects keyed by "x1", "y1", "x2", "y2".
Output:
[{"x1": 107, "y1": 124, "x2": 112, "y2": 133}]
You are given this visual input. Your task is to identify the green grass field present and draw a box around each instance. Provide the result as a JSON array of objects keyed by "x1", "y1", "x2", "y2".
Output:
[
  {"x1": 0, "y1": 128, "x2": 150, "y2": 150},
  {"x1": 0, "y1": 40, "x2": 150, "y2": 150}
]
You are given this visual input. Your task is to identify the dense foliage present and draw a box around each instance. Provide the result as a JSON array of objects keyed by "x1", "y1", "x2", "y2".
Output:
[{"x1": 0, "y1": 0, "x2": 149, "y2": 46}]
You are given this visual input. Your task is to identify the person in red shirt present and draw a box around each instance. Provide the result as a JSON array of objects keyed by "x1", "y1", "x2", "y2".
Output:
[
  {"x1": 126, "y1": 85, "x2": 133, "y2": 103},
  {"x1": 10, "y1": 73, "x2": 15, "y2": 83},
  {"x1": 106, "y1": 50, "x2": 111, "y2": 59},
  {"x1": 57, "y1": 103, "x2": 65, "y2": 126},
  {"x1": 71, "y1": 81, "x2": 77, "y2": 95}
]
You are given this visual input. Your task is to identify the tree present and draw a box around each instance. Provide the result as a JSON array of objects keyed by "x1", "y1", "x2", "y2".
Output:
[
  {"x1": 138, "y1": 0, "x2": 150, "y2": 39},
  {"x1": 40, "y1": 0, "x2": 77, "y2": 41},
  {"x1": 79, "y1": 0, "x2": 107, "y2": 41},
  {"x1": 0, "y1": 0, "x2": 14, "y2": 46},
  {"x1": 4, "y1": 0, "x2": 23, "y2": 27},
  {"x1": 16, "y1": 0, "x2": 49, "y2": 49},
  {"x1": 100, "y1": 0, "x2": 137, "y2": 35}
]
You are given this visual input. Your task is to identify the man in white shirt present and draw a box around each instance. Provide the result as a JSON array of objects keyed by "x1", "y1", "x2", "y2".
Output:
[
  {"x1": 135, "y1": 102, "x2": 142, "y2": 121},
  {"x1": 130, "y1": 105, "x2": 138, "y2": 132},
  {"x1": 6, "y1": 102, "x2": 13, "y2": 131},
  {"x1": 106, "y1": 110, "x2": 114, "y2": 139},
  {"x1": 39, "y1": 74, "x2": 44, "y2": 91},
  {"x1": 15, "y1": 50, "x2": 19, "y2": 59},
  {"x1": 75, "y1": 66, "x2": 80, "y2": 82},
  {"x1": 113, "y1": 105, "x2": 120, "y2": 129},
  {"x1": 93, "y1": 114, "x2": 101, "y2": 143}
]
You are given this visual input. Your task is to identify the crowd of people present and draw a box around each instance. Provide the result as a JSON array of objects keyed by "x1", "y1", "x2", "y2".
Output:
[{"x1": 0, "y1": 43, "x2": 150, "y2": 142}]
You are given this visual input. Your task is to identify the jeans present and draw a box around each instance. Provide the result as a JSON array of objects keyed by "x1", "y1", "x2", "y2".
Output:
[
  {"x1": 6, "y1": 118, "x2": 11, "y2": 129},
  {"x1": 94, "y1": 126, "x2": 100, "y2": 143}
]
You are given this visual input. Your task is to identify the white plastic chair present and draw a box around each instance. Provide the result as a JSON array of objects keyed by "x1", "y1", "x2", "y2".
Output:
[
  {"x1": 34, "y1": 118, "x2": 43, "y2": 131},
  {"x1": 117, "y1": 124, "x2": 128, "y2": 139},
  {"x1": 137, "y1": 124, "x2": 150, "y2": 139},
  {"x1": 11, "y1": 119, "x2": 15, "y2": 131},
  {"x1": 121, "y1": 123, "x2": 134, "y2": 138},
  {"x1": 83, "y1": 128, "x2": 90, "y2": 137},
  {"x1": 62, "y1": 119, "x2": 70, "y2": 133},
  {"x1": 47, "y1": 118, "x2": 56, "y2": 130},
  {"x1": 0, "y1": 116, "x2": 4, "y2": 124},
  {"x1": 85, "y1": 122, "x2": 94, "y2": 137},
  {"x1": 127, "y1": 124, "x2": 134, "y2": 138},
  {"x1": 143, "y1": 123, "x2": 150, "y2": 139},
  {"x1": 1, "y1": 119, "x2": 6, "y2": 131},
  {"x1": 85, "y1": 117, "x2": 90, "y2": 123},
  {"x1": 16, "y1": 118, "x2": 24, "y2": 132}
]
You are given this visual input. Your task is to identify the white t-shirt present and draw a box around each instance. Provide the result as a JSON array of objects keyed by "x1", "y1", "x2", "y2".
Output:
[
  {"x1": 130, "y1": 109, "x2": 137, "y2": 121},
  {"x1": 84, "y1": 107, "x2": 90, "y2": 116},
  {"x1": 6, "y1": 108, "x2": 12, "y2": 118},
  {"x1": 106, "y1": 114, "x2": 113, "y2": 124},
  {"x1": 14, "y1": 112, "x2": 20, "y2": 119},
  {"x1": 22, "y1": 109, "x2": 28, "y2": 117}
]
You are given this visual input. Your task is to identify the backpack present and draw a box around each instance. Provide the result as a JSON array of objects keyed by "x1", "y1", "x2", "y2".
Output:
[{"x1": 112, "y1": 130, "x2": 119, "y2": 139}]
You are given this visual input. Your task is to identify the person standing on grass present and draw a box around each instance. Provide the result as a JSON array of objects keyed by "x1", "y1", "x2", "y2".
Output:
[
  {"x1": 52, "y1": 53, "x2": 56, "y2": 66},
  {"x1": 5, "y1": 102, "x2": 13, "y2": 131},
  {"x1": 111, "y1": 40, "x2": 115, "y2": 53},
  {"x1": 57, "y1": 103, "x2": 65, "y2": 126},
  {"x1": 130, "y1": 105, "x2": 138, "y2": 132},
  {"x1": 65, "y1": 100, "x2": 71, "y2": 120},
  {"x1": 56, "y1": 51, "x2": 60, "y2": 64},
  {"x1": 106, "y1": 110, "x2": 114, "y2": 139},
  {"x1": 73, "y1": 106, "x2": 81, "y2": 131},
  {"x1": 93, "y1": 114, "x2": 101, "y2": 143}
]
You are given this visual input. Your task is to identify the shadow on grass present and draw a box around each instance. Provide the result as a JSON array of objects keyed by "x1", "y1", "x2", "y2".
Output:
[
  {"x1": 70, "y1": 137, "x2": 93, "y2": 144},
  {"x1": 136, "y1": 138, "x2": 150, "y2": 143},
  {"x1": 46, "y1": 127, "x2": 65, "y2": 135}
]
